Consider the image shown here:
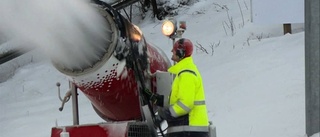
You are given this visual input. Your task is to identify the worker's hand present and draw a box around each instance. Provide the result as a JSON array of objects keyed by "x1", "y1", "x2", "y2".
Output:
[
  {"x1": 150, "y1": 93, "x2": 164, "y2": 107},
  {"x1": 154, "y1": 107, "x2": 171, "y2": 126},
  {"x1": 157, "y1": 107, "x2": 172, "y2": 120},
  {"x1": 153, "y1": 113, "x2": 164, "y2": 126},
  {"x1": 144, "y1": 89, "x2": 164, "y2": 107}
]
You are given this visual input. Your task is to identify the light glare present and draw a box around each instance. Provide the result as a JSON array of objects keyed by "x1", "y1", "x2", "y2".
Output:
[{"x1": 162, "y1": 20, "x2": 175, "y2": 36}]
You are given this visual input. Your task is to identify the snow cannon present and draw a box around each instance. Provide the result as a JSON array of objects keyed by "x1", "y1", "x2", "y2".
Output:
[
  {"x1": 51, "y1": 1, "x2": 173, "y2": 136},
  {"x1": 52, "y1": 2, "x2": 170, "y2": 123}
]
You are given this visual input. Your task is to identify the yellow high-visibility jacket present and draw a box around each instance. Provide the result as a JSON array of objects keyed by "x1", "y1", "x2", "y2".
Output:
[{"x1": 167, "y1": 57, "x2": 209, "y2": 133}]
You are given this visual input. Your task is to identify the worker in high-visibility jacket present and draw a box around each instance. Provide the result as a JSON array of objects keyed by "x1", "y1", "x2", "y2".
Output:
[{"x1": 156, "y1": 38, "x2": 210, "y2": 137}]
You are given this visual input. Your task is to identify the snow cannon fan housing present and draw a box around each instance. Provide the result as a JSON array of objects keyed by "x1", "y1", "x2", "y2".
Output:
[{"x1": 52, "y1": 5, "x2": 171, "y2": 121}]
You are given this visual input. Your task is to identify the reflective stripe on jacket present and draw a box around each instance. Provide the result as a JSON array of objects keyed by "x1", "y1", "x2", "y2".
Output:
[{"x1": 167, "y1": 57, "x2": 209, "y2": 133}]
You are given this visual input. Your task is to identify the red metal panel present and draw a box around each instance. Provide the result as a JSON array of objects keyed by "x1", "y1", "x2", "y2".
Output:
[
  {"x1": 75, "y1": 43, "x2": 170, "y2": 121},
  {"x1": 79, "y1": 68, "x2": 141, "y2": 121}
]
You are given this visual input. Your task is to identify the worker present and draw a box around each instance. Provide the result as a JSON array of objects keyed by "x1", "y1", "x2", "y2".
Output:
[{"x1": 155, "y1": 38, "x2": 210, "y2": 137}]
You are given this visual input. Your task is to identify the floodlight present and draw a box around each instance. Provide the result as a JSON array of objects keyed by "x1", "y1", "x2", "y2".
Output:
[{"x1": 162, "y1": 19, "x2": 176, "y2": 37}]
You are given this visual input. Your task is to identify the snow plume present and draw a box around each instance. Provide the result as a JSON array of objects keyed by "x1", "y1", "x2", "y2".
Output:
[{"x1": 0, "y1": 0, "x2": 110, "y2": 70}]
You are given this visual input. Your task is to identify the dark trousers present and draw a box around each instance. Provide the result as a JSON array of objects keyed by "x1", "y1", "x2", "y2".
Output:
[
  {"x1": 166, "y1": 131, "x2": 209, "y2": 137},
  {"x1": 166, "y1": 115, "x2": 209, "y2": 137}
]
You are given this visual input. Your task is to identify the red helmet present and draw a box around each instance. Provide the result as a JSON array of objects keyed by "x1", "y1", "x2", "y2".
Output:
[{"x1": 173, "y1": 38, "x2": 193, "y2": 58}]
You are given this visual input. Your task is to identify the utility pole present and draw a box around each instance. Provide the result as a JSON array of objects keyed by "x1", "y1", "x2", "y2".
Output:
[{"x1": 305, "y1": 0, "x2": 320, "y2": 136}]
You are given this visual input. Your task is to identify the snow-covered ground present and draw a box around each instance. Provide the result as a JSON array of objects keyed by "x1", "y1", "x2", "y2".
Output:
[{"x1": 0, "y1": 0, "x2": 318, "y2": 137}]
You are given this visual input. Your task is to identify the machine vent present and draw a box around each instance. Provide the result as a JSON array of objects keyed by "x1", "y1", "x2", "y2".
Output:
[{"x1": 127, "y1": 122, "x2": 152, "y2": 137}]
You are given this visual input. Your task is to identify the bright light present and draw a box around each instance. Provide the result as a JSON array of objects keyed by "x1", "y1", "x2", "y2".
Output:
[
  {"x1": 162, "y1": 20, "x2": 176, "y2": 36},
  {"x1": 130, "y1": 25, "x2": 142, "y2": 41}
]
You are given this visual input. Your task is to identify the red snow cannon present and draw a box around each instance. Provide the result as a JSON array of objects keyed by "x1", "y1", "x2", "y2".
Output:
[{"x1": 51, "y1": 1, "x2": 172, "y2": 137}]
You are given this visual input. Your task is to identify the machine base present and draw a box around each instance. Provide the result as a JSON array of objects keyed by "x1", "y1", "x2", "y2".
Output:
[{"x1": 51, "y1": 121, "x2": 153, "y2": 137}]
